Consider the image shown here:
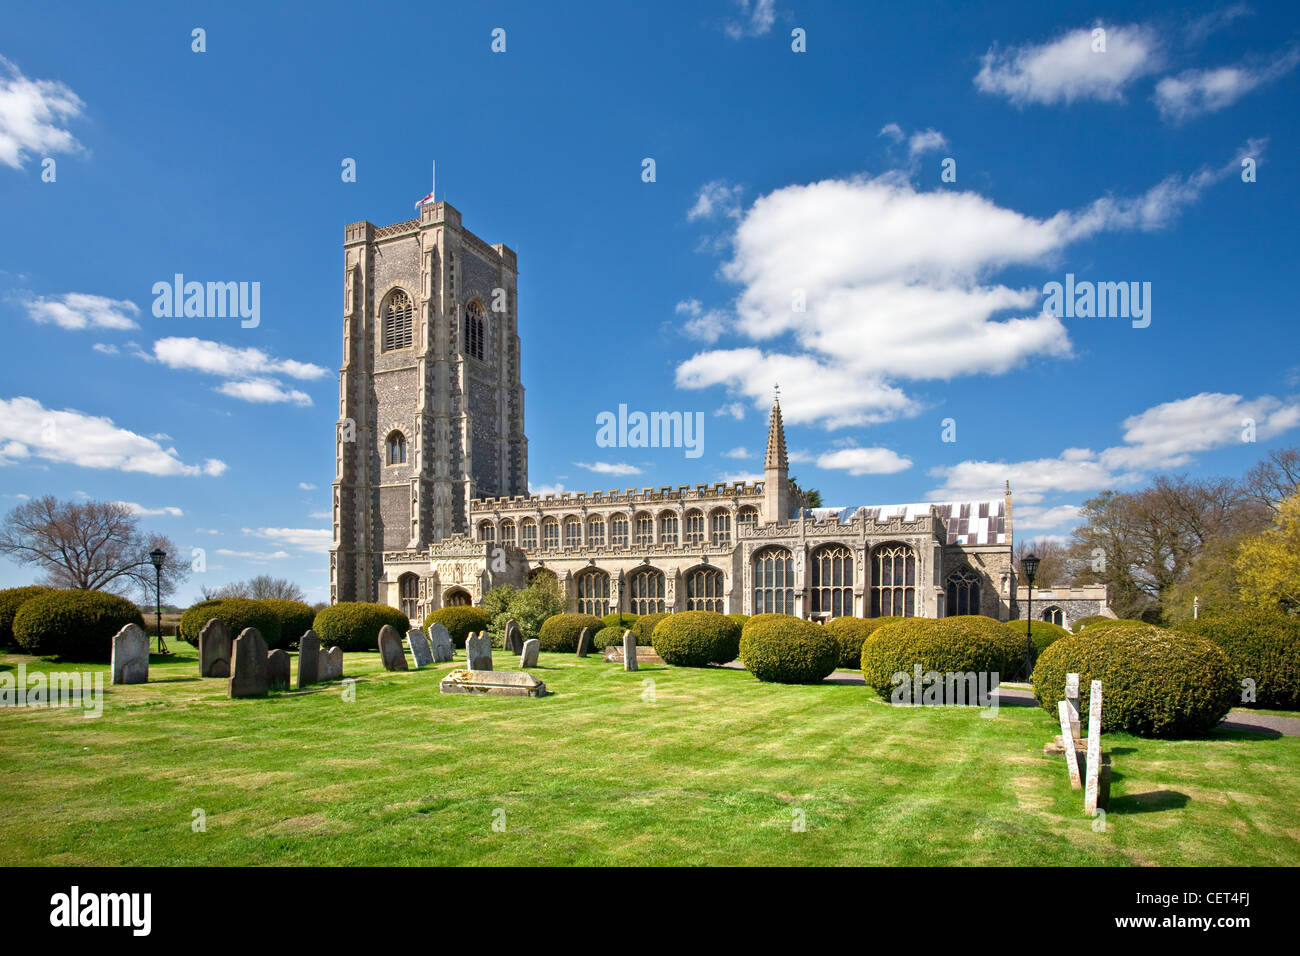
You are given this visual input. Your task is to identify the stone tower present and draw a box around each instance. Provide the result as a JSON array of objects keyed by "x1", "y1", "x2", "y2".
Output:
[
  {"x1": 762, "y1": 394, "x2": 791, "y2": 524},
  {"x1": 330, "y1": 201, "x2": 528, "y2": 604}
]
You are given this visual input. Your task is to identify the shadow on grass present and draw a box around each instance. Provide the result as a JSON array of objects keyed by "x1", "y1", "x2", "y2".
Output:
[
  {"x1": 1109, "y1": 790, "x2": 1190, "y2": 814},
  {"x1": 1212, "y1": 722, "x2": 1283, "y2": 740}
]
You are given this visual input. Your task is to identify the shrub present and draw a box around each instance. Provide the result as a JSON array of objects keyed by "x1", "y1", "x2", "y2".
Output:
[
  {"x1": 1033, "y1": 625, "x2": 1236, "y2": 737},
  {"x1": 592, "y1": 625, "x2": 626, "y2": 651},
  {"x1": 538, "y1": 613, "x2": 603, "y2": 652},
  {"x1": 259, "y1": 599, "x2": 315, "y2": 649},
  {"x1": 179, "y1": 598, "x2": 283, "y2": 649},
  {"x1": 824, "y1": 616, "x2": 901, "y2": 669},
  {"x1": 602, "y1": 612, "x2": 639, "y2": 630},
  {"x1": 739, "y1": 615, "x2": 838, "y2": 684},
  {"x1": 424, "y1": 606, "x2": 492, "y2": 648},
  {"x1": 1075, "y1": 616, "x2": 1144, "y2": 632},
  {"x1": 859, "y1": 616, "x2": 1022, "y2": 701},
  {"x1": 0, "y1": 585, "x2": 55, "y2": 647},
  {"x1": 727, "y1": 613, "x2": 749, "y2": 631},
  {"x1": 486, "y1": 576, "x2": 565, "y2": 646},
  {"x1": 1003, "y1": 619, "x2": 1071, "y2": 679},
  {"x1": 1178, "y1": 610, "x2": 1300, "y2": 710},
  {"x1": 12, "y1": 589, "x2": 145, "y2": 661},
  {"x1": 315, "y1": 602, "x2": 410, "y2": 652},
  {"x1": 651, "y1": 611, "x2": 741, "y2": 667},
  {"x1": 633, "y1": 612, "x2": 669, "y2": 646}
]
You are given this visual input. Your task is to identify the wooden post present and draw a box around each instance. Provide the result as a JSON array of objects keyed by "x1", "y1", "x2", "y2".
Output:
[
  {"x1": 1057, "y1": 700, "x2": 1082, "y2": 789},
  {"x1": 1084, "y1": 679, "x2": 1103, "y2": 815}
]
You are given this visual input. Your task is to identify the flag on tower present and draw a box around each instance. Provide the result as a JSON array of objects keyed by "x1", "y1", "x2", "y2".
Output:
[{"x1": 414, "y1": 161, "x2": 436, "y2": 209}]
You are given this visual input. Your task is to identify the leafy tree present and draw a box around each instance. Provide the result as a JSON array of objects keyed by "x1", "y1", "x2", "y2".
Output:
[
  {"x1": 488, "y1": 575, "x2": 564, "y2": 642},
  {"x1": 1236, "y1": 492, "x2": 1300, "y2": 614}
]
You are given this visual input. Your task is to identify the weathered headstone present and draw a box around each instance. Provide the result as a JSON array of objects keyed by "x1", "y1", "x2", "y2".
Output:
[
  {"x1": 267, "y1": 649, "x2": 290, "y2": 690},
  {"x1": 520, "y1": 637, "x2": 539, "y2": 668},
  {"x1": 1057, "y1": 700, "x2": 1082, "y2": 790},
  {"x1": 439, "y1": 669, "x2": 546, "y2": 698},
  {"x1": 229, "y1": 628, "x2": 270, "y2": 698},
  {"x1": 1084, "y1": 679, "x2": 1103, "y2": 814},
  {"x1": 466, "y1": 631, "x2": 493, "y2": 671},
  {"x1": 407, "y1": 627, "x2": 434, "y2": 668},
  {"x1": 319, "y1": 645, "x2": 343, "y2": 681},
  {"x1": 1065, "y1": 672, "x2": 1082, "y2": 742},
  {"x1": 297, "y1": 629, "x2": 321, "y2": 688},
  {"x1": 377, "y1": 624, "x2": 409, "y2": 671},
  {"x1": 576, "y1": 626, "x2": 593, "y2": 658},
  {"x1": 428, "y1": 622, "x2": 454, "y2": 663},
  {"x1": 623, "y1": 630, "x2": 638, "y2": 672},
  {"x1": 503, "y1": 619, "x2": 523, "y2": 654},
  {"x1": 199, "y1": 618, "x2": 232, "y2": 678},
  {"x1": 111, "y1": 623, "x2": 149, "y2": 685}
]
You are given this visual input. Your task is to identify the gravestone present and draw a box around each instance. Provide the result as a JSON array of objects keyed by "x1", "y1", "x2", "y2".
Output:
[
  {"x1": 1056, "y1": 700, "x2": 1082, "y2": 790},
  {"x1": 503, "y1": 619, "x2": 523, "y2": 654},
  {"x1": 1065, "y1": 672, "x2": 1082, "y2": 741},
  {"x1": 377, "y1": 625, "x2": 409, "y2": 671},
  {"x1": 229, "y1": 628, "x2": 270, "y2": 698},
  {"x1": 407, "y1": 627, "x2": 434, "y2": 668},
  {"x1": 199, "y1": 618, "x2": 232, "y2": 678},
  {"x1": 466, "y1": 632, "x2": 493, "y2": 671},
  {"x1": 1084, "y1": 680, "x2": 1103, "y2": 815},
  {"x1": 319, "y1": 646, "x2": 343, "y2": 681},
  {"x1": 576, "y1": 626, "x2": 593, "y2": 658},
  {"x1": 428, "y1": 623, "x2": 454, "y2": 663},
  {"x1": 267, "y1": 649, "x2": 290, "y2": 690},
  {"x1": 520, "y1": 638, "x2": 539, "y2": 668},
  {"x1": 110, "y1": 623, "x2": 149, "y2": 685},
  {"x1": 623, "y1": 630, "x2": 638, "y2": 672},
  {"x1": 297, "y1": 629, "x2": 321, "y2": 688},
  {"x1": 440, "y1": 669, "x2": 547, "y2": 698}
]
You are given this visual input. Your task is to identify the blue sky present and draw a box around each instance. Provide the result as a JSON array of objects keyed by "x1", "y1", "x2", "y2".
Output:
[{"x1": 1, "y1": 0, "x2": 1298, "y2": 604}]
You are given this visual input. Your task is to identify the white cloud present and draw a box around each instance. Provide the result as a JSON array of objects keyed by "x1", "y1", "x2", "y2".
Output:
[
  {"x1": 815, "y1": 446, "x2": 913, "y2": 476},
  {"x1": 722, "y1": 446, "x2": 751, "y2": 459},
  {"x1": 0, "y1": 56, "x2": 84, "y2": 169},
  {"x1": 724, "y1": 0, "x2": 775, "y2": 39},
  {"x1": 675, "y1": 298, "x2": 730, "y2": 343},
  {"x1": 297, "y1": 482, "x2": 317, "y2": 490},
  {"x1": 574, "y1": 461, "x2": 643, "y2": 476},
  {"x1": 1013, "y1": 504, "x2": 1082, "y2": 531},
  {"x1": 1155, "y1": 46, "x2": 1300, "y2": 122},
  {"x1": 714, "y1": 402, "x2": 746, "y2": 420},
  {"x1": 688, "y1": 180, "x2": 744, "y2": 221},
  {"x1": 216, "y1": 548, "x2": 290, "y2": 561},
  {"x1": 23, "y1": 293, "x2": 140, "y2": 331},
  {"x1": 308, "y1": 509, "x2": 331, "y2": 520},
  {"x1": 530, "y1": 482, "x2": 567, "y2": 496},
  {"x1": 242, "y1": 526, "x2": 331, "y2": 554},
  {"x1": 0, "y1": 396, "x2": 225, "y2": 477},
  {"x1": 115, "y1": 501, "x2": 183, "y2": 517},
  {"x1": 216, "y1": 379, "x2": 312, "y2": 407},
  {"x1": 975, "y1": 24, "x2": 1163, "y2": 105},
  {"x1": 152, "y1": 337, "x2": 326, "y2": 381}
]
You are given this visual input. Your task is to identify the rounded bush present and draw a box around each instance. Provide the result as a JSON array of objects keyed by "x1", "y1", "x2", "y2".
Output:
[
  {"x1": 727, "y1": 613, "x2": 749, "y2": 630},
  {"x1": 601, "y1": 612, "x2": 638, "y2": 630},
  {"x1": 423, "y1": 606, "x2": 492, "y2": 649},
  {"x1": 259, "y1": 599, "x2": 315, "y2": 649},
  {"x1": 0, "y1": 585, "x2": 55, "y2": 647},
  {"x1": 1033, "y1": 625, "x2": 1236, "y2": 737},
  {"x1": 651, "y1": 611, "x2": 741, "y2": 667},
  {"x1": 739, "y1": 615, "x2": 838, "y2": 684},
  {"x1": 824, "y1": 616, "x2": 901, "y2": 669},
  {"x1": 315, "y1": 602, "x2": 409, "y2": 652},
  {"x1": 538, "y1": 613, "x2": 603, "y2": 652},
  {"x1": 1178, "y1": 610, "x2": 1300, "y2": 710},
  {"x1": 1003, "y1": 619, "x2": 1071, "y2": 679},
  {"x1": 632, "y1": 612, "x2": 669, "y2": 646},
  {"x1": 1076, "y1": 616, "x2": 1142, "y2": 632},
  {"x1": 180, "y1": 598, "x2": 283, "y2": 649},
  {"x1": 13, "y1": 589, "x2": 146, "y2": 661},
  {"x1": 592, "y1": 625, "x2": 626, "y2": 651},
  {"x1": 859, "y1": 616, "x2": 1022, "y2": 701}
]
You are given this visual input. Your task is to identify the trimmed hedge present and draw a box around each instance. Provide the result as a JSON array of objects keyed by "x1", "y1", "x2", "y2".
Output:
[
  {"x1": 538, "y1": 613, "x2": 604, "y2": 652},
  {"x1": 0, "y1": 585, "x2": 55, "y2": 647},
  {"x1": 592, "y1": 625, "x2": 626, "y2": 651},
  {"x1": 1032, "y1": 625, "x2": 1236, "y2": 737},
  {"x1": 739, "y1": 614, "x2": 838, "y2": 684},
  {"x1": 423, "y1": 606, "x2": 492, "y2": 649},
  {"x1": 859, "y1": 616, "x2": 1022, "y2": 702},
  {"x1": 260, "y1": 599, "x2": 315, "y2": 649},
  {"x1": 180, "y1": 598, "x2": 284, "y2": 649},
  {"x1": 13, "y1": 589, "x2": 145, "y2": 661},
  {"x1": 824, "y1": 616, "x2": 901, "y2": 669},
  {"x1": 1003, "y1": 619, "x2": 1071, "y2": 679},
  {"x1": 1178, "y1": 610, "x2": 1300, "y2": 710},
  {"x1": 633, "y1": 612, "x2": 669, "y2": 646},
  {"x1": 1074, "y1": 616, "x2": 1138, "y2": 632},
  {"x1": 315, "y1": 602, "x2": 410, "y2": 652},
  {"x1": 727, "y1": 613, "x2": 750, "y2": 630},
  {"x1": 601, "y1": 612, "x2": 639, "y2": 630},
  {"x1": 652, "y1": 611, "x2": 740, "y2": 667}
]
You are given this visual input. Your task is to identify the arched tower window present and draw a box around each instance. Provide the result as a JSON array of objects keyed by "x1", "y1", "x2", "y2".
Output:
[
  {"x1": 386, "y1": 431, "x2": 407, "y2": 465},
  {"x1": 382, "y1": 289, "x2": 414, "y2": 351},
  {"x1": 872, "y1": 542, "x2": 916, "y2": 618},
  {"x1": 753, "y1": 547, "x2": 794, "y2": 615},
  {"x1": 810, "y1": 544, "x2": 853, "y2": 618},
  {"x1": 945, "y1": 566, "x2": 981, "y2": 617},
  {"x1": 629, "y1": 566, "x2": 665, "y2": 615},
  {"x1": 575, "y1": 568, "x2": 610, "y2": 617},
  {"x1": 1042, "y1": 605, "x2": 1063, "y2": 626},
  {"x1": 685, "y1": 565, "x2": 725, "y2": 612},
  {"x1": 464, "y1": 300, "x2": 485, "y2": 361}
]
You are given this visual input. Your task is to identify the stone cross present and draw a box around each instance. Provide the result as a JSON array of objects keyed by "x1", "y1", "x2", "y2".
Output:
[
  {"x1": 575, "y1": 626, "x2": 593, "y2": 658},
  {"x1": 1057, "y1": 701, "x2": 1082, "y2": 790},
  {"x1": 110, "y1": 623, "x2": 149, "y2": 685},
  {"x1": 297, "y1": 629, "x2": 321, "y2": 688},
  {"x1": 623, "y1": 630, "x2": 638, "y2": 672},
  {"x1": 199, "y1": 618, "x2": 232, "y2": 678},
  {"x1": 520, "y1": 638, "x2": 539, "y2": 668},
  {"x1": 377, "y1": 625, "x2": 409, "y2": 671},
  {"x1": 267, "y1": 649, "x2": 290, "y2": 690},
  {"x1": 428, "y1": 623, "x2": 454, "y2": 663},
  {"x1": 466, "y1": 631, "x2": 493, "y2": 671},
  {"x1": 1084, "y1": 679, "x2": 1103, "y2": 815},
  {"x1": 1065, "y1": 672, "x2": 1081, "y2": 742},
  {"x1": 229, "y1": 628, "x2": 270, "y2": 698},
  {"x1": 407, "y1": 627, "x2": 434, "y2": 668}
]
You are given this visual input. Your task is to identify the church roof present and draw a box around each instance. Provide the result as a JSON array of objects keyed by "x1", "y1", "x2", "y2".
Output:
[{"x1": 800, "y1": 499, "x2": 1007, "y2": 545}]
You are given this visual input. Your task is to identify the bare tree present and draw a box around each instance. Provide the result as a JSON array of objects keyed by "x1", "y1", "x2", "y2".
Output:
[
  {"x1": 1013, "y1": 538, "x2": 1068, "y2": 587},
  {"x1": 0, "y1": 496, "x2": 190, "y2": 601},
  {"x1": 1243, "y1": 446, "x2": 1300, "y2": 517},
  {"x1": 213, "y1": 575, "x2": 305, "y2": 601}
]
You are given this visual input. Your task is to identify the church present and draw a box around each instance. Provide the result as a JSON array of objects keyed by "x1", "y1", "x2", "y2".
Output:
[{"x1": 329, "y1": 201, "x2": 1105, "y2": 629}]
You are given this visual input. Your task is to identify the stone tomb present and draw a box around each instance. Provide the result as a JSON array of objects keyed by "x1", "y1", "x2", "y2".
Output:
[
  {"x1": 297, "y1": 629, "x2": 321, "y2": 688},
  {"x1": 466, "y1": 632, "x2": 493, "y2": 671},
  {"x1": 319, "y1": 646, "x2": 344, "y2": 681},
  {"x1": 439, "y1": 669, "x2": 546, "y2": 698},
  {"x1": 111, "y1": 623, "x2": 149, "y2": 685},
  {"x1": 428, "y1": 622, "x2": 454, "y2": 663},
  {"x1": 407, "y1": 627, "x2": 434, "y2": 668},
  {"x1": 229, "y1": 628, "x2": 270, "y2": 698},
  {"x1": 576, "y1": 626, "x2": 593, "y2": 658},
  {"x1": 520, "y1": 638, "x2": 539, "y2": 668},
  {"x1": 199, "y1": 618, "x2": 232, "y2": 678},
  {"x1": 503, "y1": 619, "x2": 523, "y2": 654},
  {"x1": 267, "y1": 649, "x2": 290, "y2": 690},
  {"x1": 377, "y1": 625, "x2": 409, "y2": 671}
]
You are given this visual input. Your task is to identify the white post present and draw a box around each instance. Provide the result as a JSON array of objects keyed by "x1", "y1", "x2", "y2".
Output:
[
  {"x1": 1065, "y1": 672, "x2": 1081, "y2": 742},
  {"x1": 1057, "y1": 701, "x2": 1082, "y2": 789},
  {"x1": 1084, "y1": 679, "x2": 1103, "y2": 814}
]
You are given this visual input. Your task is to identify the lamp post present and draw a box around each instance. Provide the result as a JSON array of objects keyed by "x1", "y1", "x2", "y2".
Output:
[
  {"x1": 149, "y1": 548, "x2": 168, "y2": 655},
  {"x1": 1021, "y1": 553, "x2": 1040, "y2": 680}
]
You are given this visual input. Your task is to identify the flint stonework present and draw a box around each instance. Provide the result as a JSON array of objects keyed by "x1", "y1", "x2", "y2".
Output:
[
  {"x1": 110, "y1": 623, "x2": 149, "y2": 685},
  {"x1": 297, "y1": 629, "x2": 321, "y2": 688},
  {"x1": 229, "y1": 628, "x2": 270, "y2": 698},
  {"x1": 466, "y1": 632, "x2": 493, "y2": 671},
  {"x1": 199, "y1": 618, "x2": 232, "y2": 678},
  {"x1": 378, "y1": 625, "x2": 409, "y2": 671}
]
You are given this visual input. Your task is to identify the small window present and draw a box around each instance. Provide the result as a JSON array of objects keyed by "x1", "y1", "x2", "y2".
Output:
[
  {"x1": 635, "y1": 513, "x2": 654, "y2": 548},
  {"x1": 521, "y1": 520, "x2": 538, "y2": 550},
  {"x1": 541, "y1": 517, "x2": 559, "y2": 550},
  {"x1": 659, "y1": 512, "x2": 678, "y2": 547},
  {"x1": 464, "y1": 301, "x2": 485, "y2": 361},
  {"x1": 387, "y1": 431, "x2": 407, "y2": 465},
  {"x1": 684, "y1": 510, "x2": 705, "y2": 547},
  {"x1": 383, "y1": 290, "x2": 414, "y2": 351},
  {"x1": 610, "y1": 514, "x2": 629, "y2": 548},
  {"x1": 710, "y1": 509, "x2": 731, "y2": 547},
  {"x1": 587, "y1": 515, "x2": 606, "y2": 547}
]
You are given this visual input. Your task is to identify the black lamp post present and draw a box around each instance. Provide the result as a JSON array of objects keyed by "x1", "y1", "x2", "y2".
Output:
[
  {"x1": 149, "y1": 548, "x2": 168, "y2": 655},
  {"x1": 1022, "y1": 553, "x2": 1040, "y2": 680}
]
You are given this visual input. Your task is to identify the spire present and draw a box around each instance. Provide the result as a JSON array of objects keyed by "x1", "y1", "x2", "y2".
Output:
[{"x1": 764, "y1": 388, "x2": 788, "y2": 472}]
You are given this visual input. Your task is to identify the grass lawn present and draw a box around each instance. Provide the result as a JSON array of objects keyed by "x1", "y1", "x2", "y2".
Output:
[{"x1": 1, "y1": 643, "x2": 1298, "y2": 866}]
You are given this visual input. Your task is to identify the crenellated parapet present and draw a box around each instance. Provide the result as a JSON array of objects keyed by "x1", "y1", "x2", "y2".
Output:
[{"x1": 470, "y1": 481, "x2": 764, "y2": 515}]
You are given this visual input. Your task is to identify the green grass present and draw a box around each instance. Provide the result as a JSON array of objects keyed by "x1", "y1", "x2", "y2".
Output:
[{"x1": 1, "y1": 644, "x2": 1297, "y2": 866}]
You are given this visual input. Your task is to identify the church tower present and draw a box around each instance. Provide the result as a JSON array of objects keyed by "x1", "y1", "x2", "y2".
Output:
[
  {"x1": 762, "y1": 393, "x2": 791, "y2": 525},
  {"x1": 330, "y1": 201, "x2": 528, "y2": 604}
]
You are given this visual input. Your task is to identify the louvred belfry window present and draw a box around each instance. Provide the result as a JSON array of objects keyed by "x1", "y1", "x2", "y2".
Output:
[{"x1": 383, "y1": 290, "x2": 414, "y2": 351}]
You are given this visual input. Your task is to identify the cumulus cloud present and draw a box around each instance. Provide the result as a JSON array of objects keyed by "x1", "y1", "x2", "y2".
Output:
[
  {"x1": 880, "y1": 123, "x2": 948, "y2": 157},
  {"x1": 217, "y1": 378, "x2": 312, "y2": 407},
  {"x1": 241, "y1": 526, "x2": 331, "y2": 554},
  {"x1": 687, "y1": 180, "x2": 744, "y2": 222},
  {"x1": 1155, "y1": 46, "x2": 1300, "y2": 122},
  {"x1": 0, "y1": 56, "x2": 84, "y2": 169},
  {"x1": 722, "y1": 446, "x2": 751, "y2": 459},
  {"x1": 145, "y1": 337, "x2": 324, "y2": 407},
  {"x1": 23, "y1": 293, "x2": 139, "y2": 331},
  {"x1": 675, "y1": 298, "x2": 730, "y2": 343},
  {"x1": 975, "y1": 23, "x2": 1163, "y2": 105},
  {"x1": 724, "y1": 0, "x2": 775, "y2": 39},
  {"x1": 0, "y1": 396, "x2": 226, "y2": 477},
  {"x1": 114, "y1": 501, "x2": 183, "y2": 517},
  {"x1": 574, "y1": 461, "x2": 643, "y2": 476},
  {"x1": 815, "y1": 446, "x2": 913, "y2": 476}
]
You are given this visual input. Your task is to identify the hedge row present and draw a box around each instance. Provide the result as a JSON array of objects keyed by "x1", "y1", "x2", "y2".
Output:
[
  {"x1": 1177, "y1": 610, "x2": 1300, "y2": 710},
  {"x1": 0, "y1": 585, "x2": 55, "y2": 647},
  {"x1": 1004, "y1": 619, "x2": 1071, "y2": 679},
  {"x1": 860, "y1": 616, "x2": 1022, "y2": 702},
  {"x1": 13, "y1": 589, "x2": 145, "y2": 662},
  {"x1": 315, "y1": 602, "x2": 411, "y2": 652},
  {"x1": 538, "y1": 613, "x2": 604, "y2": 652},
  {"x1": 423, "y1": 606, "x2": 492, "y2": 649},
  {"x1": 180, "y1": 598, "x2": 284, "y2": 650},
  {"x1": 824, "y1": 616, "x2": 901, "y2": 668}
]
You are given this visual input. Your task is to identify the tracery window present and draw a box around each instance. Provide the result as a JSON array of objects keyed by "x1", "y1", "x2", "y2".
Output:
[
  {"x1": 398, "y1": 573, "x2": 419, "y2": 619},
  {"x1": 684, "y1": 510, "x2": 705, "y2": 547},
  {"x1": 710, "y1": 509, "x2": 731, "y2": 547},
  {"x1": 576, "y1": 568, "x2": 610, "y2": 617},
  {"x1": 464, "y1": 300, "x2": 485, "y2": 361},
  {"x1": 872, "y1": 543, "x2": 916, "y2": 618},
  {"x1": 635, "y1": 512, "x2": 654, "y2": 548},
  {"x1": 659, "y1": 512, "x2": 678, "y2": 547},
  {"x1": 685, "y1": 566, "x2": 725, "y2": 612},
  {"x1": 500, "y1": 520, "x2": 516, "y2": 547},
  {"x1": 478, "y1": 521, "x2": 495, "y2": 544},
  {"x1": 753, "y1": 547, "x2": 794, "y2": 615},
  {"x1": 810, "y1": 544, "x2": 853, "y2": 618},
  {"x1": 587, "y1": 515, "x2": 605, "y2": 547},
  {"x1": 383, "y1": 289, "x2": 414, "y2": 351},
  {"x1": 541, "y1": 517, "x2": 559, "y2": 550},
  {"x1": 1042, "y1": 606, "x2": 1063, "y2": 626},
  {"x1": 629, "y1": 567, "x2": 665, "y2": 615},
  {"x1": 736, "y1": 506, "x2": 759, "y2": 533},
  {"x1": 386, "y1": 431, "x2": 407, "y2": 465},
  {"x1": 521, "y1": 519, "x2": 538, "y2": 550},
  {"x1": 945, "y1": 566, "x2": 982, "y2": 617},
  {"x1": 610, "y1": 514, "x2": 629, "y2": 548},
  {"x1": 564, "y1": 517, "x2": 581, "y2": 549}
]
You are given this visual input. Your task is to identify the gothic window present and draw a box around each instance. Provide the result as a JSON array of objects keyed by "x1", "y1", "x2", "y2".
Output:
[
  {"x1": 810, "y1": 544, "x2": 854, "y2": 619},
  {"x1": 564, "y1": 516, "x2": 581, "y2": 549},
  {"x1": 635, "y1": 512, "x2": 654, "y2": 548},
  {"x1": 872, "y1": 543, "x2": 916, "y2": 618},
  {"x1": 610, "y1": 513, "x2": 629, "y2": 548},
  {"x1": 629, "y1": 567, "x2": 665, "y2": 615},
  {"x1": 659, "y1": 511, "x2": 678, "y2": 547},
  {"x1": 444, "y1": 587, "x2": 471, "y2": 607},
  {"x1": 684, "y1": 509, "x2": 705, "y2": 547},
  {"x1": 710, "y1": 509, "x2": 731, "y2": 547},
  {"x1": 521, "y1": 519, "x2": 538, "y2": 550},
  {"x1": 1042, "y1": 606, "x2": 1063, "y2": 626},
  {"x1": 500, "y1": 520, "x2": 516, "y2": 547},
  {"x1": 541, "y1": 517, "x2": 559, "y2": 550},
  {"x1": 575, "y1": 568, "x2": 609, "y2": 617},
  {"x1": 685, "y1": 566, "x2": 725, "y2": 612},
  {"x1": 587, "y1": 515, "x2": 605, "y2": 547},
  {"x1": 398, "y1": 572, "x2": 419, "y2": 619},
  {"x1": 945, "y1": 566, "x2": 981, "y2": 617},
  {"x1": 753, "y1": 547, "x2": 794, "y2": 615},
  {"x1": 478, "y1": 521, "x2": 495, "y2": 544},
  {"x1": 382, "y1": 289, "x2": 414, "y2": 351},
  {"x1": 386, "y1": 431, "x2": 407, "y2": 465},
  {"x1": 737, "y1": 506, "x2": 759, "y2": 533},
  {"x1": 464, "y1": 301, "x2": 485, "y2": 361}
]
